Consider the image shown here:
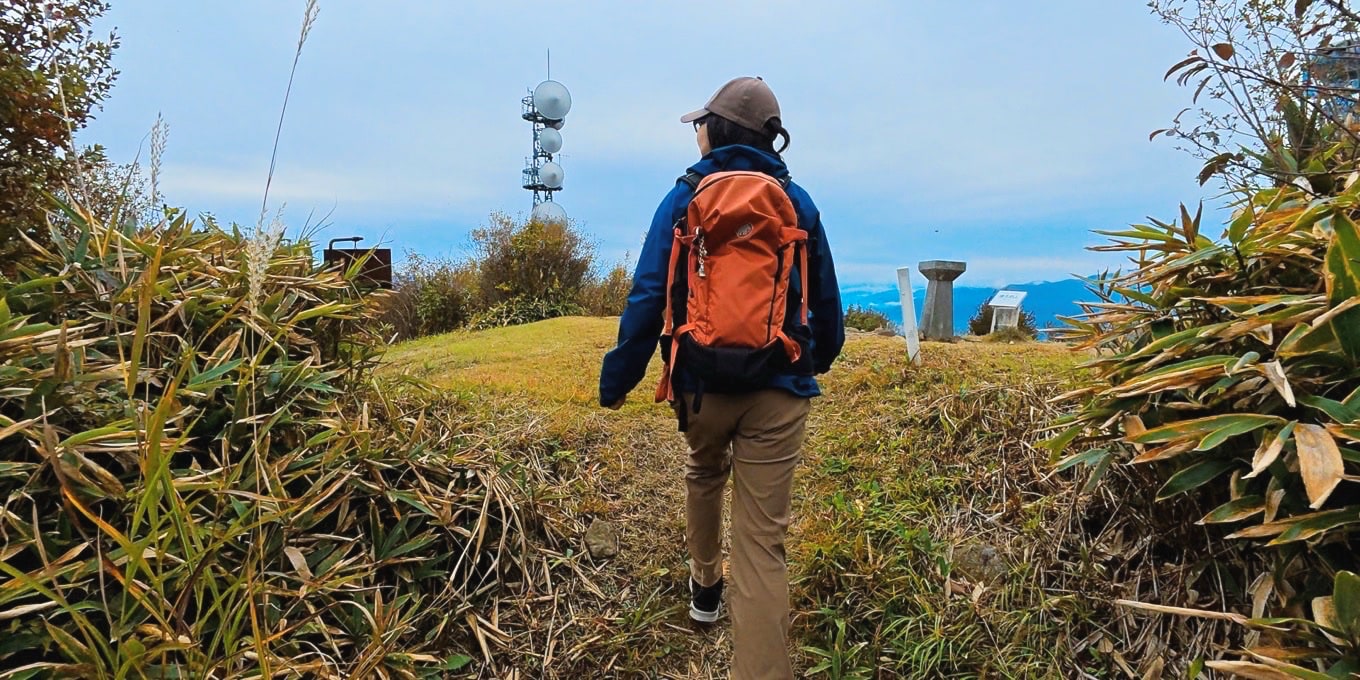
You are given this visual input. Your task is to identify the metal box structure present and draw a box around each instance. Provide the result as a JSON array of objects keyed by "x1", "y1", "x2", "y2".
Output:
[{"x1": 323, "y1": 244, "x2": 392, "y2": 290}]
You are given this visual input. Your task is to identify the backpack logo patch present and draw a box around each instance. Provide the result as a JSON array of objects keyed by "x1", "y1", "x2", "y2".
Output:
[{"x1": 736, "y1": 223, "x2": 754, "y2": 238}]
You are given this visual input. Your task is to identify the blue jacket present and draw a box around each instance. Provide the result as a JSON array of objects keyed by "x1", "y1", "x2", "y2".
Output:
[{"x1": 599, "y1": 145, "x2": 844, "y2": 406}]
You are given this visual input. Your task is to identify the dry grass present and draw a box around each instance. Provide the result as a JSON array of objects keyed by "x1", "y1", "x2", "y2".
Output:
[
  {"x1": 0, "y1": 206, "x2": 580, "y2": 678},
  {"x1": 384, "y1": 318, "x2": 729, "y2": 676},
  {"x1": 381, "y1": 318, "x2": 1192, "y2": 677}
]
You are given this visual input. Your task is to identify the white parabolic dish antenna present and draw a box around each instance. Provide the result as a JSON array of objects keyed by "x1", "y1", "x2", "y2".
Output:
[
  {"x1": 531, "y1": 201, "x2": 567, "y2": 224},
  {"x1": 533, "y1": 80, "x2": 572, "y2": 120},
  {"x1": 539, "y1": 128, "x2": 563, "y2": 154},
  {"x1": 540, "y1": 161, "x2": 564, "y2": 189}
]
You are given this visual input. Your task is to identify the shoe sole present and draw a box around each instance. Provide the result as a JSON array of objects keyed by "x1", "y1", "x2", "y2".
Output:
[{"x1": 689, "y1": 604, "x2": 721, "y2": 624}]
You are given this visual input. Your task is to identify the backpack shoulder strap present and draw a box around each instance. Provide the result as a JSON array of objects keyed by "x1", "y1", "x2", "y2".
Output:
[
  {"x1": 680, "y1": 170, "x2": 786, "y2": 193},
  {"x1": 775, "y1": 175, "x2": 804, "y2": 232},
  {"x1": 678, "y1": 171, "x2": 703, "y2": 192}
]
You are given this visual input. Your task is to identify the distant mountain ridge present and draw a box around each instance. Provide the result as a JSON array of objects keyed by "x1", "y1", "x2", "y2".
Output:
[{"x1": 840, "y1": 278, "x2": 1096, "y2": 335}]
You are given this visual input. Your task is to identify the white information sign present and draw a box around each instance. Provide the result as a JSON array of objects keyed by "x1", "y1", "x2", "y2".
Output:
[
  {"x1": 896, "y1": 267, "x2": 921, "y2": 365},
  {"x1": 989, "y1": 290, "x2": 1028, "y2": 309}
]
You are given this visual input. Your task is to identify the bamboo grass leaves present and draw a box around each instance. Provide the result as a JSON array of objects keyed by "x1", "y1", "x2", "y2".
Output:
[
  {"x1": 1053, "y1": 184, "x2": 1360, "y2": 546},
  {"x1": 0, "y1": 204, "x2": 559, "y2": 677},
  {"x1": 1052, "y1": 182, "x2": 1360, "y2": 674}
]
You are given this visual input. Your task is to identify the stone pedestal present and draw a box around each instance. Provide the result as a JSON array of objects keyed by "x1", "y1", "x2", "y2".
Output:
[{"x1": 918, "y1": 260, "x2": 967, "y2": 340}]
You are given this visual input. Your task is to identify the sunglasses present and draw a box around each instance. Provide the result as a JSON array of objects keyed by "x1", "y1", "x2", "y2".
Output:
[{"x1": 692, "y1": 119, "x2": 707, "y2": 132}]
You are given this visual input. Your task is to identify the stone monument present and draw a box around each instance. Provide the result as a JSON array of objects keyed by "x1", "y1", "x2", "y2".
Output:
[{"x1": 919, "y1": 260, "x2": 967, "y2": 340}]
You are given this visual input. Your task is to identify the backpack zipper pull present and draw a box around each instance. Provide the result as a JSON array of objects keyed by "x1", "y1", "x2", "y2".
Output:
[{"x1": 695, "y1": 230, "x2": 708, "y2": 278}]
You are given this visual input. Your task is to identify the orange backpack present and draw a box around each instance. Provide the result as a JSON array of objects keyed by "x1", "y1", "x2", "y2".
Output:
[{"x1": 655, "y1": 170, "x2": 810, "y2": 408}]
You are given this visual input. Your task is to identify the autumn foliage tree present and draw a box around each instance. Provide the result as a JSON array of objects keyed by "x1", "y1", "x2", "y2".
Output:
[
  {"x1": 0, "y1": 1, "x2": 118, "y2": 247},
  {"x1": 1150, "y1": 0, "x2": 1360, "y2": 191}
]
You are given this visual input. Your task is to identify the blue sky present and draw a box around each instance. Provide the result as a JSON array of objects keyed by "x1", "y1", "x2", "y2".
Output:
[{"x1": 83, "y1": 1, "x2": 1216, "y2": 288}]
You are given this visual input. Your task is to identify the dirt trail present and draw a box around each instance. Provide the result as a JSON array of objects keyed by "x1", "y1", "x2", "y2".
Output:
[{"x1": 387, "y1": 318, "x2": 748, "y2": 677}]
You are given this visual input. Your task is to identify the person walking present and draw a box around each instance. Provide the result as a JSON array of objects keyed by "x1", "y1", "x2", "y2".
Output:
[{"x1": 599, "y1": 76, "x2": 844, "y2": 680}]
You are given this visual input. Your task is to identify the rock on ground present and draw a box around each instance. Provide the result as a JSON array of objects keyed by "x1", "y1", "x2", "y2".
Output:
[
  {"x1": 584, "y1": 519, "x2": 620, "y2": 559},
  {"x1": 951, "y1": 540, "x2": 1007, "y2": 585}
]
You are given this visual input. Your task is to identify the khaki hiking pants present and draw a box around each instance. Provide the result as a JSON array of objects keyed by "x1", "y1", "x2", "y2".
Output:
[{"x1": 683, "y1": 389, "x2": 810, "y2": 680}]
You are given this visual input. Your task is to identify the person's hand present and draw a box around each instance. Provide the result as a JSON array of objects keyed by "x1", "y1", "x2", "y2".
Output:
[{"x1": 605, "y1": 396, "x2": 626, "y2": 410}]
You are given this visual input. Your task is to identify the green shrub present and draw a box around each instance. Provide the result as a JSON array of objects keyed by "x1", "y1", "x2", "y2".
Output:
[
  {"x1": 967, "y1": 299, "x2": 1037, "y2": 338},
  {"x1": 983, "y1": 326, "x2": 1033, "y2": 344},
  {"x1": 469, "y1": 294, "x2": 584, "y2": 331},
  {"x1": 844, "y1": 304, "x2": 893, "y2": 333},
  {"x1": 580, "y1": 261, "x2": 632, "y2": 317},
  {"x1": 381, "y1": 251, "x2": 479, "y2": 340},
  {"x1": 1051, "y1": 187, "x2": 1360, "y2": 674},
  {"x1": 382, "y1": 213, "x2": 607, "y2": 339},
  {"x1": 473, "y1": 212, "x2": 594, "y2": 308}
]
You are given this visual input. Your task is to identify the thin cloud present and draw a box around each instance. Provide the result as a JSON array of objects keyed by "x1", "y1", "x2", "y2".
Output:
[{"x1": 163, "y1": 163, "x2": 499, "y2": 206}]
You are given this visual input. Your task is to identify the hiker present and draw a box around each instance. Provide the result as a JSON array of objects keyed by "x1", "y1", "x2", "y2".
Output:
[{"x1": 598, "y1": 76, "x2": 844, "y2": 680}]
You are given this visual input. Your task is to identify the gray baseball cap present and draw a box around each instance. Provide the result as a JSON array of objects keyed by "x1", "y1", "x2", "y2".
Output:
[{"x1": 680, "y1": 77, "x2": 781, "y2": 132}]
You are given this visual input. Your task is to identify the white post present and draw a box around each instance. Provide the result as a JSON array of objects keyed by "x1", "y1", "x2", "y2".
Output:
[{"x1": 896, "y1": 267, "x2": 922, "y2": 365}]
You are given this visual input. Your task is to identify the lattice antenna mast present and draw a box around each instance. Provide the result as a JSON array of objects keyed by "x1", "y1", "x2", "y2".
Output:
[{"x1": 522, "y1": 54, "x2": 571, "y2": 224}]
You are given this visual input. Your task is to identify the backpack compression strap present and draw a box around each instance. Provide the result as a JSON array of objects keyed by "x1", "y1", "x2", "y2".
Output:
[
  {"x1": 654, "y1": 172, "x2": 703, "y2": 406},
  {"x1": 657, "y1": 223, "x2": 697, "y2": 405},
  {"x1": 770, "y1": 239, "x2": 811, "y2": 362}
]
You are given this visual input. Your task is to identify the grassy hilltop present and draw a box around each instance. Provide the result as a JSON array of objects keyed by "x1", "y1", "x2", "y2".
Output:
[{"x1": 382, "y1": 318, "x2": 1119, "y2": 678}]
